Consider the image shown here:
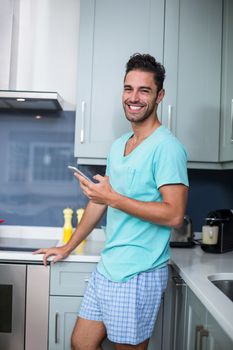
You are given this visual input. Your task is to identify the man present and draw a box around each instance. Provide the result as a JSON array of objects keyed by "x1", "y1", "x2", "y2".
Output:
[{"x1": 36, "y1": 53, "x2": 189, "y2": 350}]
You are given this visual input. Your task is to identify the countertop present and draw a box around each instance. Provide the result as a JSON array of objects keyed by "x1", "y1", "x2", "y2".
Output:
[
  {"x1": 0, "y1": 225, "x2": 104, "y2": 263},
  {"x1": 171, "y1": 247, "x2": 233, "y2": 341},
  {"x1": 0, "y1": 226, "x2": 233, "y2": 340}
]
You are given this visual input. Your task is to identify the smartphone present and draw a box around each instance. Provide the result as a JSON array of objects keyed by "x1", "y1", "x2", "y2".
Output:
[{"x1": 68, "y1": 166, "x2": 93, "y2": 182}]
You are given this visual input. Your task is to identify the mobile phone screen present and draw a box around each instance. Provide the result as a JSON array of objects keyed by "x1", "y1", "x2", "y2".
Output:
[{"x1": 68, "y1": 166, "x2": 93, "y2": 182}]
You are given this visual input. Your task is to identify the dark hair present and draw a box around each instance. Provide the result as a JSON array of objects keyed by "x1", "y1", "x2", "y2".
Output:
[{"x1": 125, "y1": 53, "x2": 165, "y2": 91}]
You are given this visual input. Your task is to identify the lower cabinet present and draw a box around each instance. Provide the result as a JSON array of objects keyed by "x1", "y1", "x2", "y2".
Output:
[
  {"x1": 206, "y1": 311, "x2": 233, "y2": 350},
  {"x1": 184, "y1": 288, "x2": 207, "y2": 350},
  {"x1": 164, "y1": 266, "x2": 233, "y2": 350},
  {"x1": 162, "y1": 266, "x2": 187, "y2": 350},
  {"x1": 49, "y1": 296, "x2": 82, "y2": 350},
  {"x1": 48, "y1": 262, "x2": 164, "y2": 350},
  {"x1": 184, "y1": 286, "x2": 233, "y2": 350},
  {"x1": 49, "y1": 262, "x2": 114, "y2": 350}
]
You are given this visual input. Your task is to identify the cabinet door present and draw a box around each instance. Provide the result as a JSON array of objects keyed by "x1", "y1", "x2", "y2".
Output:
[
  {"x1": 220, "y1": 0, "x2": 233, "y2": 162},
  {"x1": 163, "y1": 0, "x2": 222, "y2": 162},
  {"x1": 49, "y1": 296, "x2": 82, "y2": 350},
  {"x1": 75, "y1": 0, "x2": 164, "y2": 164},
  {"x1": 50, "y1": 262, "x2": 96, "y2": 296},
  {"x1": 49, "y1": 296, "x2": 115, "y2": 350},
  {"x1": 162, "y1": 266, "x2": 187, "y2": 350},
  {"x1": 206, "y1": 311, "x2": 233, "y2": 350},
  {"x1": 184, "y1": 288, "x2": 207, "y2": 350},
  {"x1": 148, "y1": 297, "x2": 164, "y2": 350}
]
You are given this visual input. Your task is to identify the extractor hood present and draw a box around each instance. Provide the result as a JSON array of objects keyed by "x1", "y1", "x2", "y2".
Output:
[{"x1": 0, "y1": 90, "x2": 64, "y2": 111}]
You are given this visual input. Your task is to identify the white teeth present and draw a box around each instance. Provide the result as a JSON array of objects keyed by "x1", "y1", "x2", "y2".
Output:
[{"x1": 129, "y1": 105, "x2": 141, "y2": 110}]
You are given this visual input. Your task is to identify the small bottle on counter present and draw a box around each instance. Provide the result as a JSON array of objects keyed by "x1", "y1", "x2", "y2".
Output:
[
  {"x1": 77, "y1": 208, "x2": 85, "y2": 225},
  {"x1": 62, "y1": 208, "x2": 73, "y2": 244},
  {"x1": 76, "y1": 208, "x2": 86, "y2": 254}
]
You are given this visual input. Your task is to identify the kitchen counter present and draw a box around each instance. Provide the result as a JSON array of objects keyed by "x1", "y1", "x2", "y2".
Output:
[
  {"x1": 171, "y1": 246, "x2": 233, "y2": 341},
  {"x1": 0, "y1": 226, "x2": 233, "y2": 340},
  {"x1": 0, "y1": 225, "x2": 104, "y2": 263},
  {"x1": 0, "y1": 240, "x2": 103, "y2": 263}
]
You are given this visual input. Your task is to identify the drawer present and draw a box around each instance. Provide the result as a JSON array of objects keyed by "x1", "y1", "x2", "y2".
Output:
[{"x1": 50, "y1": 262, "x2": 96, "y2": 296}]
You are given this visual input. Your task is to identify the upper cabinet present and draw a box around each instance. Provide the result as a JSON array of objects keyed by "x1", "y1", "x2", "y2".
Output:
[
  {"x1": 74, "y1": 0, "x2": 165, "y2": 164},
  {"x1": 220, "y1": 0, "x2": 233, "y2": 163},
  {"x1": 75, "y1": 0, "x2": 233, "y2": 168},
  {"x1": 163, "y1": 0, "x2": 222, "y2": 165}
]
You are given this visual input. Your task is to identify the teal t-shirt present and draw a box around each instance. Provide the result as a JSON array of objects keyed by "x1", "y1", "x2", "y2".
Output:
[{"x1": 97, "y1": 125, "x2": 189, "y2": 282}]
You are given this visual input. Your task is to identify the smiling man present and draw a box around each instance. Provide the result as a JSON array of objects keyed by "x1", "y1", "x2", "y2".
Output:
[{"x1": 36, "y1": 54, "x2": 189, "y2": 350}]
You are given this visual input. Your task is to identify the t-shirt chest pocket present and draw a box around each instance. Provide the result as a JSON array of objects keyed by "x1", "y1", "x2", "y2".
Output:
[
  {"x1": 124, "y1": 168, "x2": 145, "y2": 196},
  {"x1": 112, "y1": 167, "x2": 137, "y2": 196}
]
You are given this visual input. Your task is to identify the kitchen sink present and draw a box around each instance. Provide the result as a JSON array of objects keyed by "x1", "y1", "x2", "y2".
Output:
[{"x1": 208, "y1": 273, "x2": 233, "y2": 302}]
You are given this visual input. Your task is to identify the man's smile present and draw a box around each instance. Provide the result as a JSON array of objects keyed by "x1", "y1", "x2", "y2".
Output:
[{"x1": 125, "y1": 103, "x2": 146, "y2": 112}]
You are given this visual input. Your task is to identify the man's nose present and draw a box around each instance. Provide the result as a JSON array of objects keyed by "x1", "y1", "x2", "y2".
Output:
[{"x1": 129, "y1": 90, "x2": 140, "y2": 102}]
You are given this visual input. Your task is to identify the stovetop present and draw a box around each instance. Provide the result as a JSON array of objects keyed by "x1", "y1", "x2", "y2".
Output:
[{"x1": 0, "y1": 237, "x2": 58, "y2": 251}]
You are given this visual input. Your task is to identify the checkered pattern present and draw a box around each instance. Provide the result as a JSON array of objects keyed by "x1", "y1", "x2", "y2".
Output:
[{"x1": 78, "y1": 266, "x2": 168, "y2": 345}]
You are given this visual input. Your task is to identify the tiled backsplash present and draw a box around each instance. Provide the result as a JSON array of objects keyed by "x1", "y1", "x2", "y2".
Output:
[
  {"x1": 0, "y1": 111, "x2": 105, "y2": 228},
  {"x1": 0, "y1": 110, "x2": 232, "y2": 231}
]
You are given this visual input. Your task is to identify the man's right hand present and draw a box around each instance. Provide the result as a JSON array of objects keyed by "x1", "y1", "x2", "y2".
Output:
[{"x1": 33, "y1": 246, "x2": 70, "y2": 266}]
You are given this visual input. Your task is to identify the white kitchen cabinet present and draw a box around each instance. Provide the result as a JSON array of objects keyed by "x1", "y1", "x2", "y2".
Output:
[
  {"x1": 184, "y1": 288, "x2": 207, "y2": 350},
  {"x1": 184, "y1": 287, "x2": 233, "y2": 350},
  {"x1": 74, "y1": 0, "x2": 164, "y2": 164},
  {"x1": 163, "y1": 0, "x2": 223, "y2": 165},
  {"x1": 49, "y1": 296, "x2": 82, "y2": 350},
  {"x1": 75, "y1": 0, "x2": 233, "y2": 168},
  {"x1": 49, "y1": 261, "x2": 164, "y2": 350},
  {"x1": 206, "y1": 310, "x2": 232, "y2": 350},
  {"x1": 49, "y1": 262, "x2": 114, "y2": 350},
  {"x1": 220, "y1": 0, "x2": 233, "y2": 163},
  {"x1": 162, "y1": 266, "x2": 187, "y2": 350}
]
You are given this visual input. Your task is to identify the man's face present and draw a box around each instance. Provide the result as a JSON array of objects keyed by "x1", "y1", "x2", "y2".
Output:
[{"x1": 122, "y1": 70, "x2": 164, "y2": 123}]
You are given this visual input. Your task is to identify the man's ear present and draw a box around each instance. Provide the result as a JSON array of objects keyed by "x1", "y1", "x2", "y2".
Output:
[{"x1": 156, "y1": 89, "x2": 165, "y2": 104}]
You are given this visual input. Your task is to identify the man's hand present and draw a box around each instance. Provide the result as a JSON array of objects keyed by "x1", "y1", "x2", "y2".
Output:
[
  {"x1": 75, "y1": 173, "x2": 116, "y2": 205},
  {"x1": 33, "y1": 246, "x2": 70, "y2": 266}
]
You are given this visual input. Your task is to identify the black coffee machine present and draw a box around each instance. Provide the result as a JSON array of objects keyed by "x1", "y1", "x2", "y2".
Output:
[{"x1": 201, "y1": 209, "x2": 233, "y2": 253}]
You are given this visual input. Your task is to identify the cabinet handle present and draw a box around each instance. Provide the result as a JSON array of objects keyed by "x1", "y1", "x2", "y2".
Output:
[
  {"x1": 55, "y1": 312, "x2": 60, "y2": 344},
  {"x1": 199, "y1": 328, "x2": 209, "y2": 350},
  {"x1": 172, "y1": 276, "x2": 186, "y2": 287},
  {"x1": 168, "y1": 104, "x2": 172, "y2": 130},
  {"x1": 231, "y1": 99, "x2": 233, "y2": 143},
  {"x1": 80, "y1": 101, "x2": 86, "y2": 143},
  {"x1": 195, "y1": 325, "x2": 204, "y2": 350}
]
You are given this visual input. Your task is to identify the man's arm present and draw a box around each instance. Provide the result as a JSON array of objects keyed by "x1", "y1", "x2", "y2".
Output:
[
  {"x1": 77, "y1": 174, "x2": 188, "y2": 228},
  {"x1": 34, "y1": 201, "x2": 107, "y2": 265}
]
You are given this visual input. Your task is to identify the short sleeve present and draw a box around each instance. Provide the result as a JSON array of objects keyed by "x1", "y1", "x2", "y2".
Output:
[{"x1": 154, "y1": 139, "x2": 189, "y2": 189}]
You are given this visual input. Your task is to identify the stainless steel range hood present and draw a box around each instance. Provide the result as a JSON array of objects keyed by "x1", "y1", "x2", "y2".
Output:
[{"x1": 0, "y1": 90, "x2": 64, "y2": 111}]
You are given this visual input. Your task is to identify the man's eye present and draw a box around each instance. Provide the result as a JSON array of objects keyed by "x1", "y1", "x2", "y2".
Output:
[{"x1": 141, "y1": 89, "x2": 150, "y2": 93}]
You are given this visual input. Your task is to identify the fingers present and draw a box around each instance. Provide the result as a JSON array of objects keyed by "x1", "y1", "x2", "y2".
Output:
[
  {"x1": 33, "y1": 247, "x2": 65, "y2": 266},
  {"x1": 52, "y1": 254, "x2": 64, "y2": 264},
  {"x1": 93, "y1": 174, "x2": 104, "y2": 182},
  {"x1": 42, "y1": 250, "x2": 53, "y2": 266},
  {"x1": 74, "y1": 173, "x2": 90, "y2": 185},
  {"x1": 33, "y1": 248, "x2": 47, "y2": 255}
]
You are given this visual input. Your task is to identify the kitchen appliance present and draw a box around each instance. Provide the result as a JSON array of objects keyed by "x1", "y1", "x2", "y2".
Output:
[
  {"x1": 0, "y1": 238, "x2": 58, "y2": 251},
  {"x1": 201, "y1": 209, "x2": 233, "y2": 253},
  {"x1": 0, "y1": 90, "x2": 63, "y2": 111},
  {"x1": 0, "y1": 264, "x2": 49, "y2": 350},
  {"x1": 170, "y1": 215, "x2": 195, "y2": 247}
]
